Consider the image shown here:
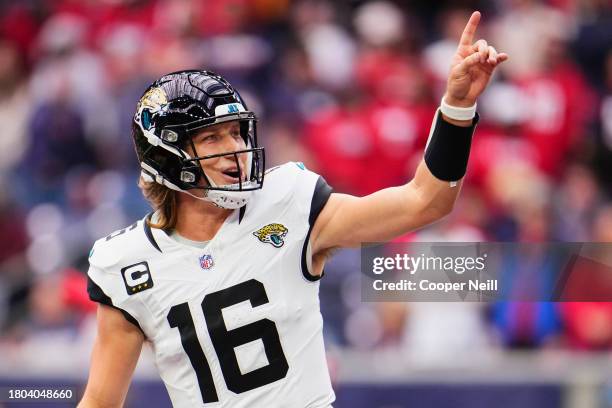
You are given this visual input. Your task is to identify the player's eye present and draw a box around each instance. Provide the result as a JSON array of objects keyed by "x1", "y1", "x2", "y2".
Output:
[{"x1": 201, "y1": 134, "x2": 218, "y2": 143}]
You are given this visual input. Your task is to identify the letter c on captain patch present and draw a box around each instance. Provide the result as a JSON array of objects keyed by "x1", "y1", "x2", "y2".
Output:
[{"x1": 121, "y1": 261, "x2": 154, "y2": 295}]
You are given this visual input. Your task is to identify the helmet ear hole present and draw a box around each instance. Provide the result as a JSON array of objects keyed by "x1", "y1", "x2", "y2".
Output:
[
  {"x1": 161, "y1": 129, "x2": 179, "y2": 143},
  {"x1": 180, "y1": 171, "x2": 196, "y2": 183}
]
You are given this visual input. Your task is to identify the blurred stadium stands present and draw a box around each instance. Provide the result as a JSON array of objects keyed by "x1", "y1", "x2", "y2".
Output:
[{"x1": 0, "y1": 0, "x2": 611, "y2": 407}]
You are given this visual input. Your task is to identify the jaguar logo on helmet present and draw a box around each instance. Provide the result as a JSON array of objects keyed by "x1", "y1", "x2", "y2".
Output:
[{"x1": 137, "y1": 87, "x2": 168, "y2": 113}]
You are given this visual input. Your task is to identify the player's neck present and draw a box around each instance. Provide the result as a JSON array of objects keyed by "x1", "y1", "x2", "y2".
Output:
[{"x1": 174, "y1": 194, "x2": 233, "y2": 241}]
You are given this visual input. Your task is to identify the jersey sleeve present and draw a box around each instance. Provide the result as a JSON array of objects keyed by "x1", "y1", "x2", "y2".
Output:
[
  {"x1": 86, "y1": 239, "x2": 146, "y2": 335},
  {"x1": 289, "y1": 162, "x2": 333, "y2": 281}
]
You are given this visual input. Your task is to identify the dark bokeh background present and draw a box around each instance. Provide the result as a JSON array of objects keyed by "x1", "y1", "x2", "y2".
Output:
[{"x1": 0, "y1": 0, "x2": 610, "y2": 407}]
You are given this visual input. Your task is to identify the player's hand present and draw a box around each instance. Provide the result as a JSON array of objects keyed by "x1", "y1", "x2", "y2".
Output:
[{"x1": 444, "y1": 11, "x2": 508, "y2": 107}]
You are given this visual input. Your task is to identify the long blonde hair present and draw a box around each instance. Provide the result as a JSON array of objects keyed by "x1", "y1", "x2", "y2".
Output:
[{"x1": 139, "y1": 177, "x2": 178, "y2": 230}]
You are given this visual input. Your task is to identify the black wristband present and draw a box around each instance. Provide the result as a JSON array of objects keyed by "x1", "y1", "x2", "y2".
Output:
[{"x1": 424, "y1": 110, "x2": 479, "y2": 182}]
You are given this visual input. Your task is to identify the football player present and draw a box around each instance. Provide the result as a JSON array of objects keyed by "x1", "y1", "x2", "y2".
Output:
[{"x1": 79, "y1": 12, "x2": 506, "y2": 408}]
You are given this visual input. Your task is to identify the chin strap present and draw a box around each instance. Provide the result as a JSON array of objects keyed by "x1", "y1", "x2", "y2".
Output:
[
  {"x1": 204, "y1": 189, "x2": 252, "y2": 209},
  {"x1": 203, "y1": 173, "x2": 256, "y2": 209},
  {"x1": 141, "y1": 164, "x2": 254, "y2": 209}
]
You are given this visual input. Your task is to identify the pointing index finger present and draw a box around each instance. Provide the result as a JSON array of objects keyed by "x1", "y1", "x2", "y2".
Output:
[{"x1": 459, "y1": 11, "x2": 481, "y2": 48}]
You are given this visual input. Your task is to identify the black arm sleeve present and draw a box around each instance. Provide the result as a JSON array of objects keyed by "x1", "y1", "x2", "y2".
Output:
[{"x1": 424, "y1": 111, "x2": 479, "y2": 182}]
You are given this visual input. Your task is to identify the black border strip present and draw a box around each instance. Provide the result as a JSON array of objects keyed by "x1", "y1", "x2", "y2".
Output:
[
  {"x1": 301, "y1": 176, "x2": 333, "y2": 282},
  {"x1": 87, "y1": 276, "x2": 146, "y2": 336},
  {"x1": 144, "y1": 213, "x2": 162, "y2": 253},
  {"x1": 239, "y1": 205, "x2": 246, "y2": 224}
]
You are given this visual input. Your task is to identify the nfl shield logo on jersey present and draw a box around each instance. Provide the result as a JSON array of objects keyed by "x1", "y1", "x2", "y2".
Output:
[{"x1": 199, "y1": 254, "x2": 214, "y2": 270}]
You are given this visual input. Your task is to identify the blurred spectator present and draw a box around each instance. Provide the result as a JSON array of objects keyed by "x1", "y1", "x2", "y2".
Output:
[
  {"x1": 0, "y1": 181, "x2": 30, "y2": 334},
  {"x1": 402, "y1": 226, "x2": 492, "y2": 364},
  {"x1": 98, "y1": 23, "x2": 151, "y2": 170},
  {"x1": 265, "y1": 44, "x2": 336, "y2": 123},
  {"x1": 303, "y1": 98, "x2": 375, "y2": 195},
  {"x1": 552, "y1": 163, "x2": 601, "y2": 241},
  {"x1": 0, "y1": 186, "x2": 29, "y2": 276},
  {"x1": 592, "y1": 50, "x2": 612, "y2": 196},
  {"x1": 572, "y1": 0, "x2": 612, "y2": 88},
  {"x1": 492, "y1": 0, "x2": 573, "y2": 80},
  {"x1": 490, "y1": 301, "x2": 562, "y2": 349},
  {"x1": 560, "y1": 301, "x2": 612, "y2": 350},
  {"x1": 558, "y1": 205, "x2": 612, "y2": 350},
  {"x1": 0, "y1": 37, "x2": 30, "y2": 175},
  {"x1": 469, "y1": 82, "x2": 538, "y2": 190},
  {"x1": 20, "y1": 102, "x2": 96, "y2": 205},
  {"x1": 292, "y1": 0, "x2": 356, "y2": 90},
  {"x1": 591, "y1": 204, "x2": 612, "y2": 242},
  {"x1": 492, "y1": 0, "x2": 596, "y2": 176}
]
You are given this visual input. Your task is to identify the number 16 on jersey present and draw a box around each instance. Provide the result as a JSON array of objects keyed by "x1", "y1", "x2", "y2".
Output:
[{"x1": 167, "y1": 279, "x2": 289, "y2": 403}]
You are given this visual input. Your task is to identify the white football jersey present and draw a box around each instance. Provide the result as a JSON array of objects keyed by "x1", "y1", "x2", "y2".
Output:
[{"x1": 87, "y1": 162, "x2": 335, "y2": 408}]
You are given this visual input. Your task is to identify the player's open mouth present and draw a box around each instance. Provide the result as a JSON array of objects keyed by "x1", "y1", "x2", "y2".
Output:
[{"x1": 221, "y1": 168, "x2": 243, "y2": 183}]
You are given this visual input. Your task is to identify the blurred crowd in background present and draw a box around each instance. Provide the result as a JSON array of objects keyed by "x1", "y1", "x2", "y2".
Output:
[{"x1": 0, "y1": 0, "x2": 611, "y2": 364}]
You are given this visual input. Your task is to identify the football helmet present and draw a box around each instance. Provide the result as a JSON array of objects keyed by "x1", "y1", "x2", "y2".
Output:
[{"x1": 132, "y1": 70, "x2": 265, "y2": 209}]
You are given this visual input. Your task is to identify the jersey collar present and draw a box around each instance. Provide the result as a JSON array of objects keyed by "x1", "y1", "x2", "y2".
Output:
[{"x1": 142, "y1": 210, "x2": 239, "y2": 253}]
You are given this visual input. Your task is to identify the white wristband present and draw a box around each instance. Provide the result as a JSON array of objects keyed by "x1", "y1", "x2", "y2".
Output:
[{"x1": 440, "y1": 97, "x2": 477, "y2": 121}]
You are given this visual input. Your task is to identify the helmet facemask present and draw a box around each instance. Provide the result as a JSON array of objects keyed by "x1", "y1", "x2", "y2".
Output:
[
  {"x1": 181, "y1": 118, "x2": 265, "y2": 207},
  {"x1": 137, "y1": 109, "x2": 265, "y2": 209}
]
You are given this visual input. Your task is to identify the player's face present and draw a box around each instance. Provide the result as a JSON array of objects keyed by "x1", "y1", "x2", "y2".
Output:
[{"x1": 189, "y1": 121, "x2": 249, "y2": 187}]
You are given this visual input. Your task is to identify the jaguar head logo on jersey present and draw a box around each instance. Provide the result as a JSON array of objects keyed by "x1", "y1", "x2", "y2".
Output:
[
  {"x1": 253, "y1": 223, "x2": 288, "y2": 248},
  {"x1": 199, "y1": 254, "x2": 214, "y2": 270},
  {"x1": 121, "y1": 262, "x2": 154, "y2": 295}
]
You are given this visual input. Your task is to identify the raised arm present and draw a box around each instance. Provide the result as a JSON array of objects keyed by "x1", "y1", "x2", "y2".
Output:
[
  {"x1": 78, "y1": 305, "x2": 144, "y2": 408},
  {"x1": 311, "y1": 11, "x2": 507, "y2": 258}
]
